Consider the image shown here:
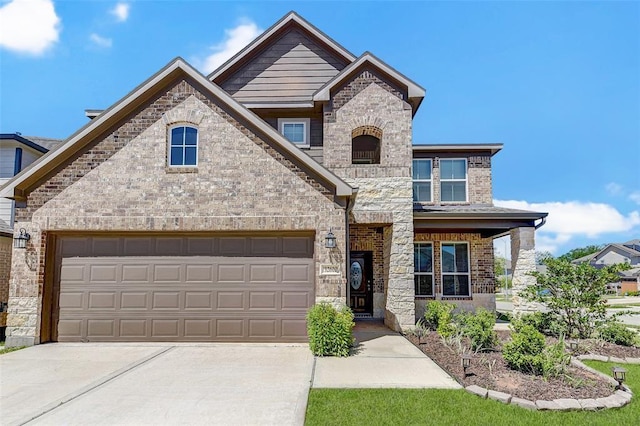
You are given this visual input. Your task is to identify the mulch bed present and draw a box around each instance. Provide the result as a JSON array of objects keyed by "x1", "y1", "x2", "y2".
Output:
[{"x1": 406, "y1": 331, "x2": 632, "y2": 401}]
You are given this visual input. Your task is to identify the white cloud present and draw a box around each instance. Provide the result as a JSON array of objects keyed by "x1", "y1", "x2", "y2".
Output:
[
  {"x1": 605, "y1": 182, "x2": 623, "y2": 196},
  {"x1": 630, "y1": 191, "x2": 640, "y2": 205},
  {"x1": 90, "y1": 33, "x2": 112, "y2": 48},
  {"x1": 197, "y1": 20, "x2": 262, "y2": 74},
  {"x1": 495, "y1": 199, "x2": 640, "y2": 253},
  {"x1": 0, "y1": 0, "x2": 61, "y2": 55},
  {"x1": 110, "y1": 2, "x2": 129, "y2": 22}
]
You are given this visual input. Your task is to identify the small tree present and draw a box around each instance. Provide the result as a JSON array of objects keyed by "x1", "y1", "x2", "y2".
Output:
[{"x1": 522, "y1": 258, "x2": 628, "y2": 339}]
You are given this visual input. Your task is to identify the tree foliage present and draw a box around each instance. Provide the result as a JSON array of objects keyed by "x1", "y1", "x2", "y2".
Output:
[
  {"x1": 535, "y1": 251, "x2": 554, "y2": 265},
  {"x1": 522, "y1": 258, "x2": 628, "y2": 339},
  {"x1": 557, "y1": 244, "x2": 604, "y2": 262}
]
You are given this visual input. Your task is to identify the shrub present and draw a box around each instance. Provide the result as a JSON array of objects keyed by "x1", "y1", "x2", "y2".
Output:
[
  {"x1": 423, "y1": 301, "x2": 457, "y2": 338},
  {"x1": 503, "y1": 322, "x2": 569, "y2": 377},
  {"x1": 599, "y1": 321, "x2": 638, "y2": 347},
  {"x1": 306, "y1": 303, "x2": 354, "y2": 357},
  {"x1": 458, "y1": 308, "x2": 498, "y2": 352},
  {"x1": 624, "y1": 291, "x2": 640, "y2": 297},
  {"x1": 518, "y1": 312, "x2": 566, "y2": 337}
]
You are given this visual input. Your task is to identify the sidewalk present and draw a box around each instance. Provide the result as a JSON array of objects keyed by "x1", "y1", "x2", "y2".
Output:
[{"x1": 312, "y1": 320, "x2": 461, "y2": 389}]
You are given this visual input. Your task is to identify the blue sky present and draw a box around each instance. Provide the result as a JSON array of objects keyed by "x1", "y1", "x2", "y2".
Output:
[{"x1": 0, "y1": 0, "x2": 638, "y2": 257}]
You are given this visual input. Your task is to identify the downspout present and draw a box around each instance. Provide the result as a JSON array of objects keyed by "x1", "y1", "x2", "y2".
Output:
[{"x1": 345, "y1": 189, "x2": 358, "y2": 305}]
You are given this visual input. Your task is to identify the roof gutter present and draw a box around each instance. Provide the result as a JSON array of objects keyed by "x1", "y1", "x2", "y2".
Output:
[{"x1": 535, "y1": 216, "x2": 547, "y2": 230}]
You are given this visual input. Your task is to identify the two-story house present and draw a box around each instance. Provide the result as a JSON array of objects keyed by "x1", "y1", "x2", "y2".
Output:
[{"x1": 0, "y1": 12, "x2": 546, "y2": 347}]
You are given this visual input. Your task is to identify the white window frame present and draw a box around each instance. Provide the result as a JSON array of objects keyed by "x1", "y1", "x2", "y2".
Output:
[
  {"x1": 440, "y1": 241, "x2": 471, "y2": 297},
  {"x1": 414, "y1": 242, "x2": 434, "y2": 297},
  {"x1": 412, "y1": 159, "x2": 432, "y2": 203},
  {"x1": 440, "y1": 158, "x2": 468, "y2": 203},
  {"x1": 168, "y1": 124, "x2": 198, "y2": 167},
  {"x1": 278, "y1": 118, "x2": 310, "y2": 148}
]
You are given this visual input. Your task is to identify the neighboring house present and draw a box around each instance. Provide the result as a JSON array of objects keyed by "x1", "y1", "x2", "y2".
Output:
[
  {"x1": 0, "y1": 134, "x2": 62, "y2": 304},
  {"x1": 572, "y1": 239, "x2": 640, "y2": 293},
  {"x1": 0, "y1": 12, "x2": 546, "y2": 347}
]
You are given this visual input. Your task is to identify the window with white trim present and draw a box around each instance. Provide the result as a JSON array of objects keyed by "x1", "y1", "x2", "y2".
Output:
[
  {"x1": 169, "y1": 126, "x2": 198, "y2": 167},
  {"x1": 441, "y1": 242, "x2": 470, "y2": 296},
  {"x1": 278, "y1": 118, "x2": 310, "y2": 147},
  {"x1": 412, "y1": 159, "x2": 432, "y2": 202},
  {"x1": 414, "y1": 242, "x2": 434, "y2": 296},
  {"x1": 440, "y1": 159, "x2": 467, "y2": 202}
]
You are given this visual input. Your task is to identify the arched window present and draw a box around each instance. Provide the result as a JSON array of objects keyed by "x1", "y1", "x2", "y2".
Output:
[
  {"x1": 351, "y1": 126, "x2": 381, "y2": 164},
  {"x1": 169, "y1": 126, "x2": 198, "y2": 167}
]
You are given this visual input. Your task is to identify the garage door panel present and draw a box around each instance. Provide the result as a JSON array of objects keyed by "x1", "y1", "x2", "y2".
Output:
[
  {"x1": 249, "y1": 264, "x2": 277, "y2": 282},
  {"x1": 87, "y1": 319, "x2": 115, "y2": 337},
  {"x1": 217, "y1": 319, "x2": 244, "y2": 337},
  {"x1": 121, "y1": 292, "x2": 148, "y2": 309},
  {"x1": 90, "y1": 265, "x2": 118, "y2": 282},
  {"x1": 249, "y1": 292, "x2": 277, "y2": 309},
  {"x1": 122, "y1": 265, "x2": 150, "y2": 282},
  {"x1": 249, "y1": 319, "x2": 277, "y2": 338},
  {"x1": 152, "y1": 319, "x2": 179, "y2": 337},
  {"x1": 88, "y1": 292, "x2": 116, "y2": 309},
  {"x1": 59, "y1": 292, "x2": 84, "y2": 309},
  {"x1": 281, "y1": 292, "x2": 310, "y2": 310},
  {"x1": 152, "y1": 292, "x2": 181, "y2": 309},
  {"x1": 185, "y1": 264, "x2": 214, "y2": 282},
  {"x1": 282, "y1": 237, "x2": 313, "y2": 257},
  {"x1": 57, "y1": 235, "x2": 314, "y2": 342},
  {"x1": 217, "y1": 264, "x2": 245, "y2": 282},
  {"x1": 155, "y1": 238, "x2": 184, "y2": 256},
  {"x1": 120, "y1": 319, "x2": 147, "y2": 337},
  {"x1": 60, "y1": 264, "x2": 86, "y2": 282},
  {"x1": 185, "y1": 292, "x2": 213, "y2": 309},
  {"x1": 91, "y1": 238, "x2": 120, "y2": 256},
  {"x1": 217, "y1": 292, "x2": 244, "y2": 310}
]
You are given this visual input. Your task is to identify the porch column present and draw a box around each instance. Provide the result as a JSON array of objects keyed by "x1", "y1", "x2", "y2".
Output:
[{"x1": 510, "y1": 227, "x2": 538, "y2": 315}]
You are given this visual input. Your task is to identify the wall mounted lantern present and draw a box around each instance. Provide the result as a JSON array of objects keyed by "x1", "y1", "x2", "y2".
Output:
[
  {"x1": 13, "y1": 228, "x2": 30, "y2": 249},
  {"x1": 324, "y1": 228, "x2": 337, "y2": 249}
]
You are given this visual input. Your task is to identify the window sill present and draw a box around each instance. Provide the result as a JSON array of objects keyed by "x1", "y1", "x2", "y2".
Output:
[
  {"x1": 415, "y1": 295, "x2": 436, "y2": 299},
  {"x1": 166, "y1": 166, "x2": 198, "y2": 173}
]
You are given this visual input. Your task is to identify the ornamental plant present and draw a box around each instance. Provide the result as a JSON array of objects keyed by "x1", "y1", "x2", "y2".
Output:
[
  {"x1": 523, "y1": 258, "x2": 629, "y2": 339},
  {"x1": 306, "y1": 303, "x2": 354, "y2": 357}
]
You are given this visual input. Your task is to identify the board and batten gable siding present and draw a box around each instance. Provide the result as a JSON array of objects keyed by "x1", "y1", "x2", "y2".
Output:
[{"x1": 219, "y1": 28, "x2": 350, "y2": 104}]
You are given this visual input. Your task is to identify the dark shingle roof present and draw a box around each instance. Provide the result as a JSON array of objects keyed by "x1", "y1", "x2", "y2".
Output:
[{"x1": 23, "y1": 136, "x2": 64, "y2": 151}]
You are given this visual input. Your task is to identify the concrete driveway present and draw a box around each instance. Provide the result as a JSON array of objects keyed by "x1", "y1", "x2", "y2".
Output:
[{"x1": 1, "y1": 343, "x2": 313, "y2": 426}]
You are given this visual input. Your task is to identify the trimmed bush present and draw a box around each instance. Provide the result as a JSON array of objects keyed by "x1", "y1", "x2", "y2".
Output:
[
  {"x1": 518, "y1": 311, "x2": 566, "y2": 337},
  {"x1": 599, "y1": 321, "x2": 638, "y2": 347},
  {"x1": 503, "y1": 321, "x2": 569, "y2": 377},
  {"x1": 306, "y1": 303, "x2": 354, "y2": 357},
  {"x1": 423, "y1": 301, "x2": 455, "y2": 337},
  {"x1": 459, "y1": 308, "x2": 498, "y2": 351}
]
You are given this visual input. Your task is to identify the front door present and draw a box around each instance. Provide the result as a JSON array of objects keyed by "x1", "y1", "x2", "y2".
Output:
[{"x1": 349, "y1": 251, "x2": 373, "y2": 314}]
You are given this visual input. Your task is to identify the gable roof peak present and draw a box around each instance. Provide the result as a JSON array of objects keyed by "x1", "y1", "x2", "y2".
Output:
[{"x1": 208, "y1": 11, "x2": 357, "y2": 83}]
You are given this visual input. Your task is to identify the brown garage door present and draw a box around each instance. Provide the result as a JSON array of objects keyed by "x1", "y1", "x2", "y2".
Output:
[{"x1": 55, "y1": 235, "x2": 314, "y2": 342}]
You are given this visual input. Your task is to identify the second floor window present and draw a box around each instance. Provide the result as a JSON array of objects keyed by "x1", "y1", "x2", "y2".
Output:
[
  {"x1": 412, "y1": 159, "x2": 432, "y2": 202},
  {"x1": 278, "y1": 118, "x2": 310, "y2": 147},
  {"x1": 169, "y1": 126, "x2": 198, "y2": 167},
  {"x1": 440, "y1": 159, "x2": 467, "y2": 202}
]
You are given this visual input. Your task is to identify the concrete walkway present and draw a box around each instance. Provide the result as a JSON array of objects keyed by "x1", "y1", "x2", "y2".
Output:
[{"x1": 312, "y1": 320, "x2": 461, "y2": 389}]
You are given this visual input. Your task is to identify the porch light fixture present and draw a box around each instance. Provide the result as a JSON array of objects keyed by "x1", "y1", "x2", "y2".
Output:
[
  {"x1": 325, "y1": 228, "x2": 337, "y2": 249},
  {"x1": 13, "y1": 228, "x2": 30, "y2": 249},
  {"x1": 461, "y1": 354, "x2": 472, "y2": 377},
  {"x1": 612, "y1": 366, "x2": 627, "y2": 390}
]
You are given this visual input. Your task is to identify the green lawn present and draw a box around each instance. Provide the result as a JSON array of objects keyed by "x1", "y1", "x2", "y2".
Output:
[{"x1": 305, "y1": 361, "x2": 639, "y2": 426}]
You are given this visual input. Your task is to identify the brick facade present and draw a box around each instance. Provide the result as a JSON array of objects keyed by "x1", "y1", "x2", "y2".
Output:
[
  {"x1": 6, "y1": 79, "x2": 348, "y2": 345},
  {"x1": 414, "y1": 231, "x2": 496, "y2": 318}
]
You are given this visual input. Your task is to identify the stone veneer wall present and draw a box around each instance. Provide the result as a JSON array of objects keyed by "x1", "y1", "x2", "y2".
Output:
[
  {"x1": 6, "y1": 79, "x2": 348, "y2": 346},
  {"x1": 510, "y1": 227, "x2": 538, "y2": 315},
  {"x1": 414, "y1": 232, "x2": 495, "y2": 318},
  {"x1": 0, "y1": 237, "x2": 11, "y2": 305},
  {"x1": 349, "y1": 225, "x2": 385, "y2": 318},
  {"x1": 323, "y1": 72, "x2": 415, "y2": 331}
]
